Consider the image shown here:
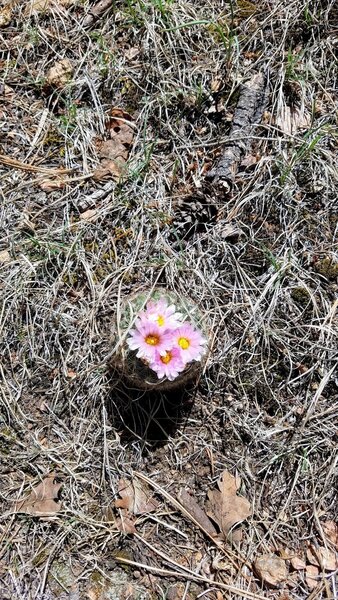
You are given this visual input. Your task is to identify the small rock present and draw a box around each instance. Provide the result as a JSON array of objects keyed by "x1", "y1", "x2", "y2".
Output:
[
  {"x1": 305, "y1": 564, "x2": 319, "y2": 590},
  {"x1": 290, "y1": 556, "x2": 306, "y2": 571},
  {"x1": 254, "y1": 553, "x2": 288, "y2": 587}
]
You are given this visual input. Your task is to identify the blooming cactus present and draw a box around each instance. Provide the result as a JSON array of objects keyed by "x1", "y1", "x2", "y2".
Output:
[{"x1": 126, "y1": 295, "x2": 206, "y2": 382}]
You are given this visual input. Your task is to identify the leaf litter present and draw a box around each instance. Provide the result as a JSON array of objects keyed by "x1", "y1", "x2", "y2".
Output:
[
  {"x1": 205, "y1": 470, "x2": 251, "y2": 542},
  {"x1": 93, "y1": 108, "x2": 135, "y2": 182},
  {"x1": 115, "y1": 477, "x2": 159, "y2": 516},
  {"x1": 14, "y1": 473, "x2": 62, "y2": 518}
]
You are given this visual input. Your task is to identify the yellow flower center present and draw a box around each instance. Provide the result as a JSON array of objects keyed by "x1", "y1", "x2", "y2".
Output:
[
  {"x1": 160, "y1": 351, "x2": 172, "y2": 364},
  {"x1": 178, "y1": 337, "x2": 190, "y2": 350},
  {"x1": 145, "y1": 334, "x2": 160, "y2": 346},
  {"x1": 157, "y1": 315, "x2": 165, "y2": 326}
]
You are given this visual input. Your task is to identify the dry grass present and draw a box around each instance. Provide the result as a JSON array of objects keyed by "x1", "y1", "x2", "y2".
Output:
[{"x1": 0, "y1": 0, "x2": 337, "y2": 598}]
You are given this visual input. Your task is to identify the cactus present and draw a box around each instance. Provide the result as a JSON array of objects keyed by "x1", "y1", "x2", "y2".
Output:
[{"x1": 112, "y1": 289, "x2": 208, "y2": 391}]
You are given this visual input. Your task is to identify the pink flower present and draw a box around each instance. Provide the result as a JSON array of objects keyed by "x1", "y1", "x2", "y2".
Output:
[
  {"x1": 127, "y1": 322, "x2": 173, "y2": 360},
  {"x1": 137, "y1": 298, "x2": 182, "y2": 330},
  {"x1": 149, "y1": 347, "x2": 186, "y2": 381},
  {"x1": 171, "y1": 323, "x2": 206, "y2": 363}
]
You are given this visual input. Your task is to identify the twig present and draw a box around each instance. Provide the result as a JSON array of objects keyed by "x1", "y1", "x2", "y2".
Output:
[
  {"x1": 0, "y1": 154, "x2": 73, "y2": 175},
  {"x1": 135, "y1": 472, "x2": 246, "y2": 569},
  {"x1": 115, "y1": 555, "x2": 263, "y2": 600}
]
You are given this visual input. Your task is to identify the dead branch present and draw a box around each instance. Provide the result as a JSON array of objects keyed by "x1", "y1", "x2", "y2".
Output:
[{"x1": 205, "y1": 72, "x2": 268, "y2": 192}]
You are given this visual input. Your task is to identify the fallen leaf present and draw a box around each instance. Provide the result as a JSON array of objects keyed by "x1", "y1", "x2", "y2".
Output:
[
  {"x1": 0, "y1": 249, "x2": 11, "y2": 264},
  {"x1": 290, "y1": 556, "x2": 306, "y2": 570},
  {"x1": 205, "y1": 471, "x2": 251, "y2": 540},
  {"x1": 93, "y1": 108, "x2": 135, "y2": 182},
  {"x1": 39, "y1": 178, "x2": 67, "y2": 192},
  {"x1": 115, "y1": 478, "x2": 158, "y2": 516},
  {"x1": 305, "y1": 564, "x2": 319, "y2": 590},
  {"x1": 178, "y1": 489, "x2": 217, "y2": 537},
  {"x1": 254, "y1": 554, "x2": 288, "y2": 587},
  {"x1": 46, "y1": 58, "x2": 73, "y2": 88},
  {"x1": 0, "y1": 5, "x2": 12, "y2": 26},
  {"x1": 115, "y1": 515, "x2": 136, "y2": 535},
  {"x1": 322, "y1": 520, "x2": 338, "y2": 548},
  {"x1": 15, "y1": 473, "x2": 62, "y2": 517},
  {"x1": 306, "y1": 545, "x2": 337, "y2": 571}
]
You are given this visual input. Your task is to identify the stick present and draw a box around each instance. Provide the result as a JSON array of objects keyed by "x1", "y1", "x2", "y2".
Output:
[
  {"x1": 205, "y1": 72, "x2": 268, "y2": 192},
  {"x1": 115, "y1": 556, "x2": 263, "y2": 600},
  {"x1": 0, "y1": 154, "x2": 72, "y2": 175}
]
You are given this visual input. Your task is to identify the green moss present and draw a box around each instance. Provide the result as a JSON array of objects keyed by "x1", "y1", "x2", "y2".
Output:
[
  {"x1": 314, "y1": 257, "x2": 338, "y2": 280},
  {"x1": 291, "y1": 287, "x2": 311, "y2": 306}
]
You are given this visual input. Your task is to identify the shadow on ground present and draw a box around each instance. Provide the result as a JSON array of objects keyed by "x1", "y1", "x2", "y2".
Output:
[{"x1": 108, "y1": 377, "x2": 196, "y2": 448}]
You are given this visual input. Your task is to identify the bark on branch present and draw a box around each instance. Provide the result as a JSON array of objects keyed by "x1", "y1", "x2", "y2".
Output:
[{"x1": 205, "y1": 72, "x2": 268, "y2": 192}]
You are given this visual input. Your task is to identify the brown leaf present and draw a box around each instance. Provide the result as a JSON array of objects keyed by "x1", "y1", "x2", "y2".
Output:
[
  {"x1": 93, "y1": 108, "x2": 134, "y2": 182},
  {"x1": 254, "y1": 554, "x2": 288, "y2": 587},
  {"x1": 115, "y1": 478, "x2": 158, "y2": 516},
  {"x1": 322, "y1": 520, "x2": 338, "y2": 548},
  {"x1": 205, "y1": 471, "x2": 251, "y2": 540},
  {"x1": 115, "y1": 515, "x2": 137, "y2": 535},
  {"x1": 306, "y1": 545, "x2": 337, "y2": 571},
  {"x1": 46, "y1": 58, "x2": 73, "y2": 88},
  {"x1": 15, "y1": 473, "x2": 62, "y2": 517},
  {"x1": 39, "y1": 178, "x2": 67, "y2": 192},
  {"x1": 178, "y1": 489, "x2": 217, "y2": 537},
  {"x1": 305, "y1": 564, "x2": 319, "y2": 590}
]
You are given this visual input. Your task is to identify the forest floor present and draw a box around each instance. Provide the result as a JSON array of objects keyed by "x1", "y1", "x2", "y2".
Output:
[{"x1": 0, "y1": 0, "x2": 337, "y2": 598}]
